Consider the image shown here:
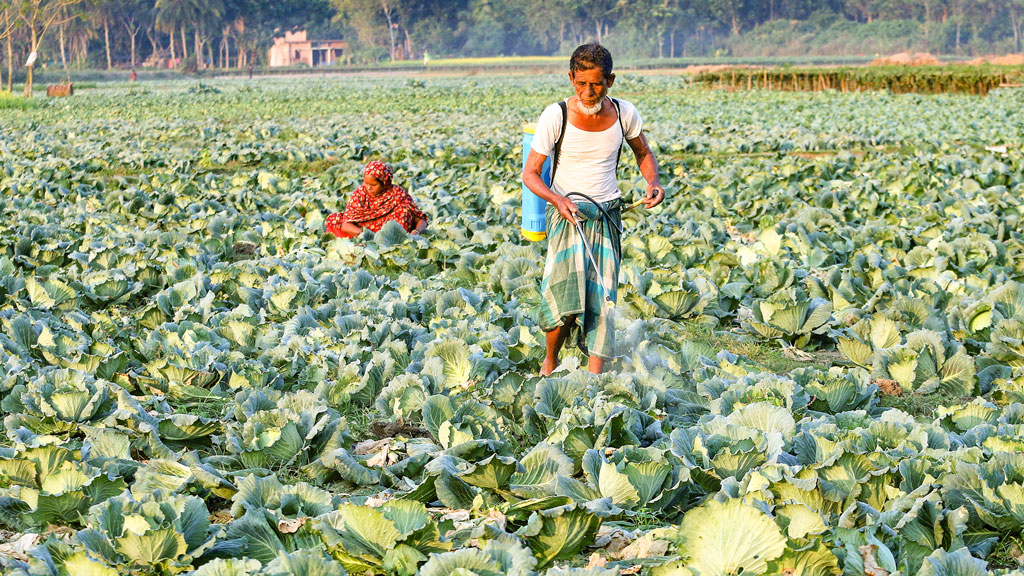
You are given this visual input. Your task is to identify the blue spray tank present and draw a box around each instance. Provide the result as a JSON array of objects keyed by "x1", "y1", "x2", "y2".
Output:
[{"x1": 521, "y1": 123, "x2": 551, "y2": 242}]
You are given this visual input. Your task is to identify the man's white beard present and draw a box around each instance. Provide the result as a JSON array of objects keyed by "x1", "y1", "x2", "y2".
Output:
[{"x1": 576, "y1": 98, "x2": 603, "y2": 116}]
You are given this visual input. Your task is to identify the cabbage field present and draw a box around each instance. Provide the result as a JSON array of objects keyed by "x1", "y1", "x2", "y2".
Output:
[{"x1": 1, "y1": 74, "x2": 1023, "y2": 576}]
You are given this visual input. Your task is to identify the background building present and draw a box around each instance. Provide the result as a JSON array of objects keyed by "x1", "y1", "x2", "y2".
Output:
[{"x1": 268, "y1": 31, "x2": 348, "y2": 68}]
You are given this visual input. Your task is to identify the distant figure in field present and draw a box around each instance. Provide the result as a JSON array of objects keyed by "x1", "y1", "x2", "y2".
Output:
[
  {"x1": 130, "y1": 69, "x2": 137, "y2": 82},
  {"x1": 522, "y1": 43, "x2": 664, "y2": 375},
  {"x1": 423, "y1": 50, "x2": 430, "y2": 67},
  {"x1": 326, "y1": 161, "x2": 428, "y2": 238}
]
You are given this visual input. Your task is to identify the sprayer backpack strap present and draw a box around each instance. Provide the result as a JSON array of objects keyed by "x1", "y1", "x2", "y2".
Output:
[
  {"x1": 549, "y1": 101, "x2": 569, "y2": 183},
  {"x1": 611, "y1": 97, "x2": 626, "y2": 170},
  {"x1": 548, "y1": 98, "x2": 627, "y2": 184}
]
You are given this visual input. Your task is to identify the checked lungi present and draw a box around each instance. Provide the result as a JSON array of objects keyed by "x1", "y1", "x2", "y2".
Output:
[{"x1": 538, "y1": 198, "x2": 622, "y2": 360}]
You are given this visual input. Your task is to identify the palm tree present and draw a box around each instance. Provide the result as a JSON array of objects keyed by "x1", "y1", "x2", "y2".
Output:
[
  {"x1": 193, "y1": 0, "x2": 223, "y2": 69},
  {"x1": 63, "y1": 5, "x2": 95, "y2": 67},
  {"x1": 154, "y1": 0, "x2": 190, "y2": 60},
  {"x1": 95, "y1": 0, "x2": 119, "y2": 69}
]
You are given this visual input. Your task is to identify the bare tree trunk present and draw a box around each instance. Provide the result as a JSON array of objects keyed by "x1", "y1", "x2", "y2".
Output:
[
  {"x1": 146, "y1": 26, "x2": 159, "y2": 58},
  {"x1": 1011, "y1": 8, "x2": 1023, "y2": 52},
  {"x1": 104, "y1": 17, "x2": 112, "y2": 69},
  {"x1": 59, "y1": 18, "x2": 67, "y2": 69},
  {"x1": 24, "y1": 28, "x2": 38, "y2": 97},
  {"x1": 404, "y1": 27, "x2": 413, "y2": 60},
  {"x1": 169, "y1": 28, "x2": 176, "y2": 60},
  {"x1": 128, "y1": 29, "x2": 137, "y2": 67},
  {"x1": 206, "y1": 41, "x2": 212, "y2": 70},
  {"x1": 181, "y1": 26, "x2": 187, "y2": 59},
  {"x1": 381, "y1": 0, "x2": 396, "y2": 62},
  {"x1": 922, "y1": 0, "x2": 932, "y2": 49},
  {"x1": 670, "y1": 27, "x2": 675, "y2": 58},
  {"x1": 2, "y1": 8, "x2": 9, "y2": 91},
  {"x1": 5, "y1": 32, "x2": 12, "y2": 92},
  {"x1": 194, "y1": 27, "x2": 201, "y2": 68}
]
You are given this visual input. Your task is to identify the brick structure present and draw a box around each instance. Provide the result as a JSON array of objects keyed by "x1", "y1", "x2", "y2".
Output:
[{"x1": 268, "y1": 31, "x2": 348, "y2": 68}]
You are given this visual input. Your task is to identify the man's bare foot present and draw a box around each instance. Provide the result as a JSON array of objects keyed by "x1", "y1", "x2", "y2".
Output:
[{"x1": 540, "y1": 357, "x2": 557, "y2": 376}]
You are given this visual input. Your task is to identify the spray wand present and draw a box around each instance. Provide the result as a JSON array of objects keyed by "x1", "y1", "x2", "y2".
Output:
[
  {"x1": 620, "y1": 198, "x2": 645, "y2": 214},
  {"x1": 563, "y1": 192, "x2": 650, "y2": 311}
]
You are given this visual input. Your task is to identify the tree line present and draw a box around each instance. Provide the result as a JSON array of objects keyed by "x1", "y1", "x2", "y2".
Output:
[
  {"x1": 336, "y1": 0, "x2": 1023, "y2": 63},
  {"x1": 0, "y1": 0, "x2": 333, "y2": 95},
  {"x1": 2, "y1": 0, "x2": 1023, "y2": 94}
]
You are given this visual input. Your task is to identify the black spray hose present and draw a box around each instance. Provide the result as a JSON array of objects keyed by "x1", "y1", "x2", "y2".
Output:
[
  {"x1": 561, "y1": 191, "x2": 618, "y2": 309},
  {"x1": 564, "y1": 191, "x2": 623, "y2": 235}
]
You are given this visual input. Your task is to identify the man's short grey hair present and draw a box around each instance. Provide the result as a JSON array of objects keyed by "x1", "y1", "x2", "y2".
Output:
[{"x1": 570, "y1": 43, "x2": 613, "y2": 78}]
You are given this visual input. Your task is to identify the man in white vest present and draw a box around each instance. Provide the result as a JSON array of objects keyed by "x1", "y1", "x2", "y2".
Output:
[{"x1": 522, "y1": 43, "x2": 664, "y2": 375}]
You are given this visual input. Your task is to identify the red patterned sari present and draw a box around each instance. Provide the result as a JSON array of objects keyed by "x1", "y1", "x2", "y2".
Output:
[{"x1": 326, "y1": 161, "x2": 428, "y2": 238}]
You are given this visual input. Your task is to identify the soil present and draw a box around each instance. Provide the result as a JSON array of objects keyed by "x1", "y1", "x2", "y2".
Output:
[
  {"x1": 210, "y1": 509, "x2": 233, "y2": 524},
  {"x1": 368, "y1": 419, "x2": 432, "y2": 440},
  {"x1": 813, "y1": 349, "x2": 848, "y2": 367},
  {"x1": 874, "y1": 378, "x2": 904, "y2": 396},
  {"x1": 968, "y1": 54, "x2": 1024, "y2": 66},
  {"x1": 678, "y1": 64, "x2": 757, "y2": 75},
  {"x1": 232, "y1": 242, "x2": 258, "y2": 256},
  {"x1": 870, "y1": 52, "x2": 941, "y2": 66}
]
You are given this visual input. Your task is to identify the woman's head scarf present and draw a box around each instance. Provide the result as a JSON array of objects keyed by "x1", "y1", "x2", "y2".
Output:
[{"x1": 363, "y1": 161, "x2": 393, "y2": 189}]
